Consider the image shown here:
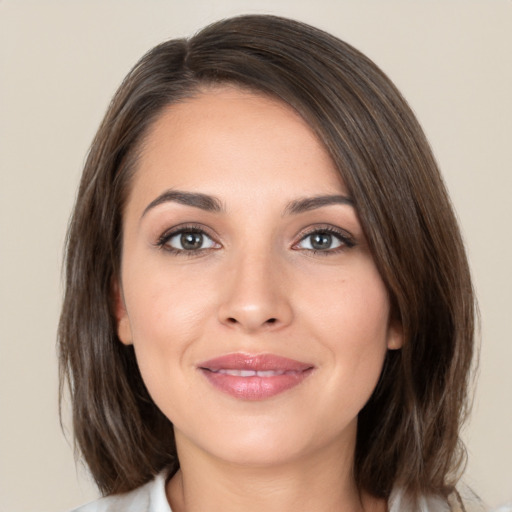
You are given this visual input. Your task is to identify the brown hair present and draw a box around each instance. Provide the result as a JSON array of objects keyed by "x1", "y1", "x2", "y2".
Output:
[{"x1": 59, "y1": 14, "x2": 475, "y2": 502}]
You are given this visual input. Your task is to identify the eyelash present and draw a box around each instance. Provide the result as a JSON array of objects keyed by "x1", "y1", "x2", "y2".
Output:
[
  {"x1": 155, "y1": 224, "x2": 355, "y2": 257},
  {"x1": 292, "y1": 225, "x2": 356, "y2": 255},
  {"x1": 156, "y1": 224, "x2": 220, "y2": 257}
]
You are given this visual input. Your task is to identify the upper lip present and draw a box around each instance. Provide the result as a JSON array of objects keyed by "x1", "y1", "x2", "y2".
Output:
[{"x1": 198, "y1": 353, "x2": 314, "y2": 372}]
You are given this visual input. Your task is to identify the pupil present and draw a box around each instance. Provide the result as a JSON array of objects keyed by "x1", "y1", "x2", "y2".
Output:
[
  {"x1": 311, "y1": 233, "x2": 331, "y2": 250},
  {"x1": 181, "y1": 232, "x2": 203, "y2": 250}
]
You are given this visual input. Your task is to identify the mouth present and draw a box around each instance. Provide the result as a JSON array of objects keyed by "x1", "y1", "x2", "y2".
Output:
[{"x1": 198, "y1": 353, "x2": 314, "y2": 400}]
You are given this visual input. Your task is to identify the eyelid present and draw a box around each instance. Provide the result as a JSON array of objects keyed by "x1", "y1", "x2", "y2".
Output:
[
  {"x1": 155, "y1": 223, "x2": 222, "y2": 254},
  {"x1": 292, "y1": 225, "x2": 356, "y2": 252},
  {"x1": 154, "y1": 223, "x2": 354, "y2": 256}
]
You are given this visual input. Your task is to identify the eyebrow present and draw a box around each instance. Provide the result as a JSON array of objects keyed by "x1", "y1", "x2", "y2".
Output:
[
  {"x1": 141, "y1": 190, "x2": 354, "y2": 218},
  {"x1": 283, "y1": 194, "x2": 354, "y2": 215},
  {"x1": 142, "y1": 190, "x2": 224, "y2": 217}
]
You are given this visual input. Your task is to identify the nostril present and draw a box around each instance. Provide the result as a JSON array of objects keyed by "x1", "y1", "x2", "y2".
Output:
[{"x1": 225, "y1": 317, "x2": 277, "y2": 326}]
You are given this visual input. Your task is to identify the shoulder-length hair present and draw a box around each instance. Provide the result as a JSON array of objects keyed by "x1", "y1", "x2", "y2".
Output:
[{"x1": 59, "y1": 14, "x2": 475, "y2": 501}]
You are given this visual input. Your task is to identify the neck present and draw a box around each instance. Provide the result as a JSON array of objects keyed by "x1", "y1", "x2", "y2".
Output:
[{"x1": 166, "y1": 430, "x2": 386, "y2": 512}]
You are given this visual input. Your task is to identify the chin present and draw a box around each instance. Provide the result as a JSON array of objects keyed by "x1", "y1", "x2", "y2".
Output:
[{"x1": 174, "y1": 410, "x2": 357, "y2": 470}]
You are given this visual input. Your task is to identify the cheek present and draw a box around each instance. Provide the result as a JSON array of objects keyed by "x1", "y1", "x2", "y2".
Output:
[
  {"x1": 303, "y1": 260, "x2": 391, "y2": 344},
  {"x1": 122, "y1": 266, "x2": 217, "y2": 389},
  {"x1": 125, "y1": 260, "x2": 215, "y2": 336},
  {"x1": 301, "y1": 262, "x2": 391, "y2": 395}
]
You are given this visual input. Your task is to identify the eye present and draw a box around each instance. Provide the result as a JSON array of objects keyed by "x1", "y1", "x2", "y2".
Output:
[
  {"x1": 294, "y1": 227, "x2": 355, "y2": 253},
  {"x1": 158, "y1": 226, "x2": 219, "y2": 254}
]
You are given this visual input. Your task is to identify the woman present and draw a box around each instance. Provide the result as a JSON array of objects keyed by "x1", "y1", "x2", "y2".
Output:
[{"x1": 59, "y1": 14, "x2": 481, "y2": 512}]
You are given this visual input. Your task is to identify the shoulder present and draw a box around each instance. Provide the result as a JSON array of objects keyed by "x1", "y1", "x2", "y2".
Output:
[
  {"x1": 389, "y1": 484, "x2": 488, "y2": 512},
  {"x1": 447, "y1": 485, "x2": 488, "y2": 512},
  {"x1": 69, "y1": 472, "x2": 172, "y2": 512}
]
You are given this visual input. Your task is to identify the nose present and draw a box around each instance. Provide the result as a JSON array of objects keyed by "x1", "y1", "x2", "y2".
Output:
[{"x1": 217, "y1": 252, "x2": 293, "y2": 333}]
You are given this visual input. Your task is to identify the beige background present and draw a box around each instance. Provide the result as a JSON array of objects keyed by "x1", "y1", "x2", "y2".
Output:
[{"x1": 1, "y1": 1, "x2": 511, "y2": 511}]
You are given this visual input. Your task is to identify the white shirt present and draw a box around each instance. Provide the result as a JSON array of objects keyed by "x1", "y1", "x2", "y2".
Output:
[
  {"x1": 70, "y1": 471, "x2": 485, "y2": 512},
  {"x1": 71, "y1": 472, "x2": 171, "y2": 512}
]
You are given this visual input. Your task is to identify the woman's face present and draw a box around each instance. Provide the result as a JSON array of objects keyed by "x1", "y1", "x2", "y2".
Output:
[{"x1": 116, "y1": 87, "x2": 402, "y2": 468}]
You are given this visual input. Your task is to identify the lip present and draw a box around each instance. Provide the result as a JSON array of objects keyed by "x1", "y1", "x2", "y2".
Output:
[{"x1": 198, "y1": 353, "x2": 314, "y2": 400}]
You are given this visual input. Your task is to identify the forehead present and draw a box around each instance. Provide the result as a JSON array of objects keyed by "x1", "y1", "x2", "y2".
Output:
[{"x1": 129, "y1": 86, "x2": 346, "y2": 210}]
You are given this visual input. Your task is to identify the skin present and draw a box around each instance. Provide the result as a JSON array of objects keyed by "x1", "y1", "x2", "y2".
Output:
[{"x1": 115, "y1": 86, "x2": 402, "y2": 512}]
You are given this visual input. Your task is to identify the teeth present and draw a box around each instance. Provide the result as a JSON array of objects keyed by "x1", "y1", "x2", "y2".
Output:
[
  {"x1": 215, "y1": 369, "x2": 288, "y2": 377},
  {"x1": 257, "y1": 370, "x2": 285, "y2": 377},
  {"x1": 217, "y1": 369, "x2": 256, "y2": 377}
]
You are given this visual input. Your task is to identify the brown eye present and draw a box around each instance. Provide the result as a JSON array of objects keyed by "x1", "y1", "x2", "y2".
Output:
[
  {"x1": 180, "y1": 232, "x2": 204, "y2": 250},
  {"x1": 297, "y1": 230, "x2": 344, "y2": 251},
  {"x1": 310, "y1": 233, "x2": 334, "y2": 250},
  {"x1": 164, "y1": 229, "x2": 217, "y2": 252}
]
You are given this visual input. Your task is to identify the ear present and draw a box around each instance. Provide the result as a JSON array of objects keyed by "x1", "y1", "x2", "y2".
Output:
[
  {"x1": 112, "y1": 280, "x2": 133, "y2": 345},
  {"x1": 386, "y1": 319, "x2": 403, "y2": 350}
]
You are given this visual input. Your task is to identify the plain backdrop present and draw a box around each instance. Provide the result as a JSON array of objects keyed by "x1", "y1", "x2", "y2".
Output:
[{"x1": 1, "y1": 1, "x2": 511, "y2": 511}]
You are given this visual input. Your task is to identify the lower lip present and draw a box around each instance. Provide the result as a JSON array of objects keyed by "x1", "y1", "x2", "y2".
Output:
[{"x1": 200, "y1": 369, "x2": 313, "y2": 400}]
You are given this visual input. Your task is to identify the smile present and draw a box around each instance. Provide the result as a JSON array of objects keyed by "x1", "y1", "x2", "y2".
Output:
[
  {"x1": 212, "y1": 369, "x2": 293, "y2": 377},
  {"x1": 198, "y1": 353, "x2": 314, "y2": 400}
]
